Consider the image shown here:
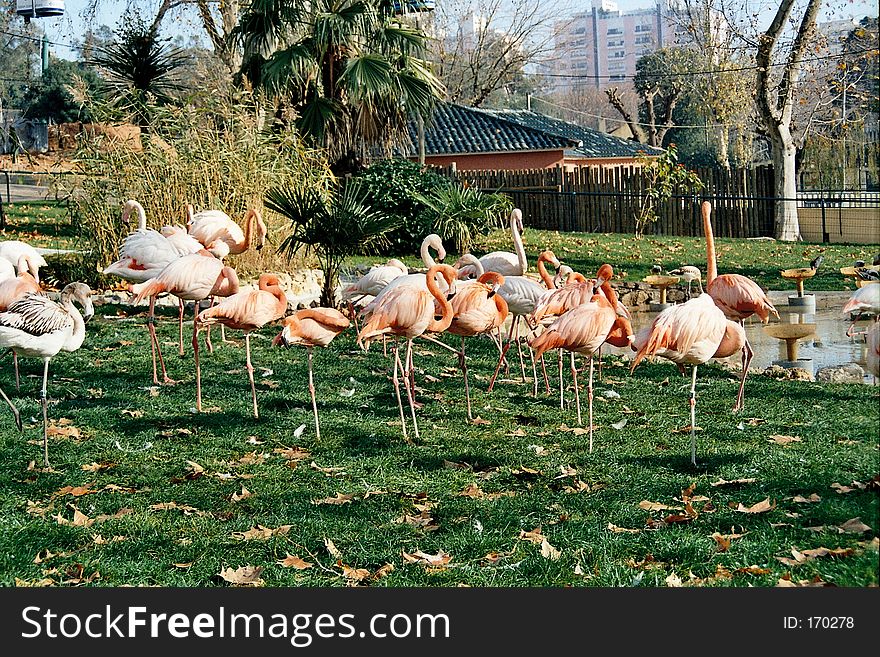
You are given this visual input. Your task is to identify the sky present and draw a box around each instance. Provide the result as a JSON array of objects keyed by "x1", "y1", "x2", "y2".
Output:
[{"x1": 9, "y1": 0, "x2": 879, "y2": 61}]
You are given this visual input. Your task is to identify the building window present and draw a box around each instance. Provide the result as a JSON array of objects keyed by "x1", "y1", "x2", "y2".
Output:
[
  {"x1": 634, "y1": 24, "x2": 652, "y2": 32},
  {"x1": 607, "y1": 27, "x2": 622, "y2": 35},
  {"x1": 634, "y1": 35, "x2": 653, "y2": 44},
  {"x1": 609, "y1": 74, "x2": 626, "y2": 81},
  {"x1": 573, "y1": 26, "x2": 586, "y2": 35},
  {"x1": 609, "y1": 50, "x2": 625, "y2": 58},
  {"x1": 607, "y1": 39, "x2": 624, "y2": 47}
]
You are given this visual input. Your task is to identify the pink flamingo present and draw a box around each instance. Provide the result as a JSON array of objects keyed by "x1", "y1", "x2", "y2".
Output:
[
  {"x1": 186, "y1": 206, "x2": 268, "y2": 258},
  {"x1": 356, "y1": 264, "x2": 458, "y2": 441},
  {"x1": 196, "y1": 273, "x2": 288, "y2": 418},
  {"x1": 132, "y1": 251, "x2": 239, "y2": 395},
  {"x1": 458, "y1": 208, "x2": 527, "y2": 277},
  {"x1": 0, "y1": 257, "x2": 40, "y2": 389},
  {"x1": 446, "y1": 272, "x2": 509, "y2": 420},
  {"x1": 630, "y1": 292, "x2": 745, "y2": 465},
  {"x1": 273, "y1": 308, "x2": 351, "y2": 439},
  {"x1": 702, "y1": 201, "x2": 778, "y2": 410},
  {"x1": 0, "y1": 240, "x2": 46, "y2": 283},
  {"x1": 530, "y1": 267, "x2": 630, "y2": 452}
]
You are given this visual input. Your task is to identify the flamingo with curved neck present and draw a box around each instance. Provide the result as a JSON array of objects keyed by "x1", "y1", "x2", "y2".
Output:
[
  {"x1": 356, "y1": 263, "x2": 458, "y2": 441},
  {"x1": 469, "y1": 208, "x2": 528, "y2": 277},
  {"x1": 420, "y1": 234, "x2": 446, "y2": 268}
]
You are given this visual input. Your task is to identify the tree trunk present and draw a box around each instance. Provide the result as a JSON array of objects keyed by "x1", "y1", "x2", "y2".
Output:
[{"x1": 770, "y1": 127, "x2": 801, "y2": 241}]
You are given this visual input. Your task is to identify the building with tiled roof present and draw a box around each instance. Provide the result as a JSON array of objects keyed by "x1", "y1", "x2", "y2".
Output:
[{"x1": 403, "y1": 102, "x2": 662, "y2": 171}]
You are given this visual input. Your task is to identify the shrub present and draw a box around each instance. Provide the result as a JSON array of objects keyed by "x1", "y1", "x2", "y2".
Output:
[{"x1": 414, "y1": 183, "x2": 513, "y2": 253}]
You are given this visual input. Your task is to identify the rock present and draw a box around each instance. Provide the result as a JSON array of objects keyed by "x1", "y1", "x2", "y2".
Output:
[
  {"x1": 666, "y1": 288, "x2": 687, "y2": 303},
  {"x1": 619, "y1": 290, "x2": 652, "y2": 308},
  {"x1": 816, "y1": 363, "x2": 865, "y2": 384},
  {"x1": 763, "y1": 365, "x2": 815, "y2": 382}
]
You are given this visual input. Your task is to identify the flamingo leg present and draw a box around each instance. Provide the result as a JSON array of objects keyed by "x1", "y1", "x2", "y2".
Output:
[
  {"x1": 588, "y1": 356, "x2": 595, "y2": 453},
  {"x1": 406, "y1": 337, "x2": 417, "y2": 405},
  {"x1": 146, "y1": 296, "x2": 173, "y2": 384},
  {"x1": 512, "y1": 316, "x2": 527, "y2": 381},
  {"x1": 570, "y1": 352, "x2": 582, "y2": 427},
  {"x1": 0, "y1": 381, "x2": 21, "y2": 431},
  {"x1": 391, "y1": 343, "x2": 408, "y2": 442},
  {"x1": 403, "y1": 339, "x2": 420, "y2": 440},
  {"x1": 204, "y1": 297, "x2": 214, "y2": 353},
  {"x1": 689, "y1": 365, "x2": 698, "y2": 466},
  {"x1": 558, "y1": 350, "x2": 564, "y2": 410},
  {"x1": 460, "y1": 336, "x2": 472, "y2": 420},
  {"x1": 178, "y1": 298, "x2": 185, "y2": 356},
  {"x1": 193, "y1": 312, "x2": 202, "y2": 412},
  {"x1": 13, "y1": 352, "x2": 19, "y2": 391},
  {"x1": 245, "y1": 332, "x2": 258, "y2": 418},
  {"x1": 734, "y1": 338, "x2": 753, "y2": 412},
  {"x1": 308, "y1": 348, "x2": 321, "y2": 440},
  {"x1": 597, "y1": 344, "x2": 603, "y2": 381},
  {"x1": 487, "y1": 340, "x2": 512, "y2": 393},
  {"x1": 540, "y1": 354, "x2": 550, "y2": 393},
  {"x1": 498, "y1": 328, "x2": 510, "y2": 377},
  {"x1": 40, "y1": 358, "x2": 50, "y2": 467},
  {"x1": 529, "y1": 344, "x2": 539, "y2": 396}
]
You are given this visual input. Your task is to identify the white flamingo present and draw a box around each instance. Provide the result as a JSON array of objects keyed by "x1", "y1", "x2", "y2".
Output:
[
  {"x1": 0, "y1": 257, "x2": 14, "y2": 283},
  {"x1": 360, "y1": 235, "x2": 448, "y2": 316},
  {"x1": 0, "y1": 283, "x2": 94, "y2": 466},
  {"x1": 458, "y1": 208, "x2": 527, "y2": 278},
  {"x1": 0, "y1": 240, "x2": 47, "y2": 283},
  {"x1": 343, "y1": 259, "x2": 409, "y2": 302}
]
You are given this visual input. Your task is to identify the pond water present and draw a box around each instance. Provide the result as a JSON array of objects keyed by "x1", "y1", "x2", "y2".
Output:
[{"x1": 603, "y1": 290, "x2": 878, "y2": 384}]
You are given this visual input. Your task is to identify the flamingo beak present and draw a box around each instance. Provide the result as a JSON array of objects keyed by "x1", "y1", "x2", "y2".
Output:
[{"x1": 273, "y1": 331, "x2": 289, "y2": 347}]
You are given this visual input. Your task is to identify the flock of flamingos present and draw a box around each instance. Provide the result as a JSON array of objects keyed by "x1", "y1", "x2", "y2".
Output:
[{"x1": 0, "y1": 199, "x2": 877, "y2": 469}]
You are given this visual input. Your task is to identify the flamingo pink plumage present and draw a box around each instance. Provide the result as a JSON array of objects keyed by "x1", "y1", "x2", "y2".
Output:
[
  {"x1": 196, "y1": 273, "x2": 288, "y2": 418},
  {"x1": 702, "y1": 201, "x2": 778, "y2": 411},
  {"x1": 132, "y1": 251, "x2": 239, "y2": 396},
  {"x1": 273, "y1": 308, "x2": 351, "y2": 438},
  {"x1": 630, "y1": 292, "x2": 745, "y2": 465},
  {"x1": 356, "y1": 264, "x2": 458, "y2": 441},
  {"x1": 446, "y1": 272, "x2": 509, "y2": 420},
  {"x1": 186, "y1": 206, "x2": 268, "y2": 258}
]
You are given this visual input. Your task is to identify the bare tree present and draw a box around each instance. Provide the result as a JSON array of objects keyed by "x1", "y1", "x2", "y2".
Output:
[
  {"x1": 753, "y1": 0, "x2": 822, "y2": 241},
  {"x1": 434, "y1": 0, "x2": 559, "y2": 107}
]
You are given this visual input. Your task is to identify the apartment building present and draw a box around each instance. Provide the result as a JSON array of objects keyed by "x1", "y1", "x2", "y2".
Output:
[{"x1": 547, "y1": 0, "x2": 692, "y2": 90}]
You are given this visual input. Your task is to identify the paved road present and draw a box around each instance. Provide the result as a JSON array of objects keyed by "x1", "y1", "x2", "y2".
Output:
[{"x1": 3, "y1": 183, "x2": 52, "y2": 202}]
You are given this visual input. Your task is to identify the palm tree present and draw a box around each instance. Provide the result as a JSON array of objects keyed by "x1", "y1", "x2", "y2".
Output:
[
  {"x1": 90, "y1": 18, "x2": 189, "y2": 130},
  {"x1": 267, "y1": 180, "x2": 401, "y2": 307},
  {"x1": 236, "y1": 0, "x2": 444, "y2": 174}
]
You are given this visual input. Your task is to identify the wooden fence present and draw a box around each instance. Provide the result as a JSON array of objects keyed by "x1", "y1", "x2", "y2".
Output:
[{"x1": 433, "y1": 164, "x2": 777, "y2": 239}]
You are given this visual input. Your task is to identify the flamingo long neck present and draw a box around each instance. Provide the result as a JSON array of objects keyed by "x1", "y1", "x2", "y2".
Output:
[
  {"x1": 703, "y1": 202, "x2": 717, "y2": 286},
  {"x1": 211, "y1": 266, "x2": 240, "y2": 297},
  {"x1": 263, "y1": 281, "x2": 288, "y2": 315},
  {"x1": 537, "y1": 253, "x2": 556, "y2": 289},
  {"x1": 426, "y1": 267, "x2": 454, "y2": 333},
  {"x1": 511, "y1": 211, "x2": 527, "y2": 273},
  {"x1": 461, "y1": 254, "x2": 484, "y2": 277},
  {"x1": 420, "y1": 239, "x2": 438, "y2": 268},
  {"x1": 61, "y1": 299, "x2": 86, "y2": 352},
  {"x1": 133, "y1": 201, "x2": 147, "y2": 231}
]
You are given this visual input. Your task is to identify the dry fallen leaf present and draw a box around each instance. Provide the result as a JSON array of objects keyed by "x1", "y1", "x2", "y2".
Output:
[
  {"x1": 274, "y1": 446, "x2": 311, "y2": 461},
  {"x1": 313, "y1": 493, "x2": 355, "y2": 506},
  {"x1": 402, "y1": 550, "x2": 452, "y2": 567},
  {"x1": 518, "y1": 528, "x2": 544, "y2": 544},
  {"x1": 230, "y1": 487, "x2": 252, "y2": 503},
  {"x1": 830, "y1": 481, "x2": 866, "y2": 494},
  {"x1": 607, "y1": 523, "x2": 641, "y2": 534},
  {"x1": 339, "y1": 562, "x2": 371, "y2": 582},
  {"x1": 768, "y1": 434, "x2": 801, "y2": 445},
  {"x1": 540, "y1": 538, "x2": 561, "y2": 560},
  {"x1": 218, "y1": 565, "x2": 264, "y2": 587},
  {"x1": 838, "y1": 517, "x2": 871, "y2": 534},
  {"x1": 710, "y1": 477, "x2": 756, "y2": 487},
  {"x1": 233, "y1": 525, "x2": 291, "y2": 541},
  {"x1": 277, "y1": 555, "x2": 313, "y2": 570},
  {"x1": 639, "y1": 500, "x2": 683, "y2": 512},
  {"x1": 665, "y1": 572, "x2": 683, "y2": 587},
  {"x1": 733, "y1": 498, "x2": 776, "y2": 514},
  {"x1": 373, "y1": 564, "x2": 395, "y2": 580},
  {"x1": 325, "y1": 538, "x2": 343, "y2": 559},
  {"x1": 471, "y1": 416, "x2": 491, "y2": 426},
  {"x1": 81, "y1": 461, "x2": 116, "y2": 472},
  {"x1": 791, "y1": 494, "x2": 821, "y2": 503}
]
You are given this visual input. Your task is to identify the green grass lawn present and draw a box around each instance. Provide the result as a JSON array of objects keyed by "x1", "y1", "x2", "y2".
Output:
[
  {"x1": 1, "y1": 201, "x2": 79, "y2": 252},
  {"x1": 0, "y1": 305, "x2": 877, "y2": 588}
]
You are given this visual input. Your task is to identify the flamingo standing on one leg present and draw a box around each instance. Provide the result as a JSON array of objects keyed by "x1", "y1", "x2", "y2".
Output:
[
  {"x1": 702, "y1": 201, "x2": 779, "y2": 411},
  {"x1": 356, "y1": 264, "x2": 458, "y2": 441},
  {"x1": 866, "y1": 322, "x2": 879, "y2": 382},
  {"x1": 445, "y1": 272, "x2": 509, "y2": 420},
  {"x1": 630, "y1": 292, "x2": 745, "y2": 466},
  {"x1": 104, "y1": 200, "x2": 206, "y2": 383},
  {"x1": 529, "y1": 268, "x2": 629, "y2": 452},
  {"x1": 0, "y1": 283, "x2": 94, "y2": 466},
  {"x1": 273, "y1": 308, "x2": 351, "y2": 439},
  {"x1": 0, "y1": 257, "x2": 40, "y2": 390},
  {"x1": 196, "y1": 273, "x2": 288, "y2": 418},
  {"x1": 132, "y1": 252, "x2": 239, "y2": 406}
]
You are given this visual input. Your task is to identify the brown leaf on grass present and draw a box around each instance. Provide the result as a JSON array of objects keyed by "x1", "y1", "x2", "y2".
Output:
[
  {"x1": 313, "y1": 493, "x2": 355, "y2": 506},
  {"x1": 233, "y1": 525, "x2": 291, "y2": 541},
  {"x1": 671, "y1": 425, "x2": 702, "y2": 434},
  {"x1": 219, "y1": 565, "x2": 264, "y2": 587},
  {"x1": 790, "y1": 494, "x2": 821, "y2": 503},
  {"x1": 92, "y1": 534, "x2": 125, "y2": 545},
  {"x1": 150, "y1": 501, "x2": 206, "y2": 516},
  {"x1": 120, "y1": 409, "x2": 143, "y2": 418},
  {"x1": 81, "y1": 461, "x2": 116, "y2": 472},
  {"x1": 46, "y1": 423, "x2": 81, "y2": 439},
  {"x1": 402, "y1": 550, "x2": 452, "y2": 567},
  {"x1": 838, "y1": 518, "x2": 872, "y2": 534},
  {"x1": 274, "y1": 446, "x2": 311, "y2": 461},
  {"x1": 373, "y1": 564, "x2": 395, "y2": 580},
  {"x1": 746, "y1": 418, "x2": 766, "y2": 426},
  {"x1": 830, "y1": 481, "x2": 866, "y2": 494},
  {"x1": 540, "y1": 538, "x2": 561, "y2": 560},
  {"x1": 156, "y1": 428, "x2": 192, "y2": 438},
  {"x1": 511, "y1": 466, "x2": 540, "y2": 477},
  {"x1": 394, "y1": 512, "x2": 438, "y2": 531},
  {"x1": 173, "y1": 563, "x2": 193, "y2": 569},
  {"x1": 777, "y1": 546, "x2": 855, "y2": 566},
  {"x1": 710, "y1": 477, "x2": 757, "y2": 487},
  {"x1": 711, "y1": 531, "x2": 746, "y2": 552},
  {"x1": 33, "y1": 549, "x2": 75, "y2": 564},
  {"x1": 246, "y1": 436, "x2": 264, "y2": 445},
  {"x1": 680, "y1": 483, "x2": 696, "y2": 501},
  {"x1": 471, "y1": 416, "x2": 491, "y2": 425},
  {"x1": 607, "y1": 523, "x2": 641, "y2": 534},
  {"x1": 337, "y1": 561, "x2": 371, "y2": 582},
  {"x1": 325, "y1": 538, "x2": 343, "y2": 559},
  {"x1": 558, "y1": 424, "x2": 590, "y2": 436},
  {"x1": 310, "y1": 461, "x2": 347, "y2": 477},
  {"x1": 733, "y1": 498, "x2": 776, "y2": 514},
  {"x1": 235, "y1": 451, "x2": 268, "y2": 467},
  {"x1": 768, "y1": 434, "x2": 801, "y2": 445},
  {"x1": 54, "y1": 508, "x2": 93, "y2": 527},
  {"x1": 736, "y1": 566, "x2": 771, "y2": 575},
  {"x1": 563, "y1": 479, "x2": 592, "y2": 494},
  {"x1": 776, "y1": 575, "x2": 832, "y2": 587},
  {"x1": 665, "y1": 572, "x2": 683, "y2": 587},
  {"x1": 556, "y1": 465, "x2": 578, "y2": 479},
  {"x1": 458, "y1": 483, "x2": 512, "y2": 500},
  {"x1": 506, "y1": 428, "x2": 526, "y2": 437},
  {"x1": 442, "y1": 460, "x2": 470, "y2": 471},
  {"x1": 278, "y1": 555, "x2": 313, "y2": 570},
  {"x1": 664, "y1": 513, "x2": 692, "y2": 524},
  {"x1": 230, "y1": 487, "x2": 252, "y2": 503},
  {"x1": 53, "y1": 484, "x2": 97, "y2": 498},
  {"x1": 518, "y1": 528, "x2": 544, "y2": 544},
  {"x1": 639, "y1": 500, "x2": 683, "y2": 512},
  {"x1": 15, "y1": 577, "x2": 56, "y2": 587}
]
